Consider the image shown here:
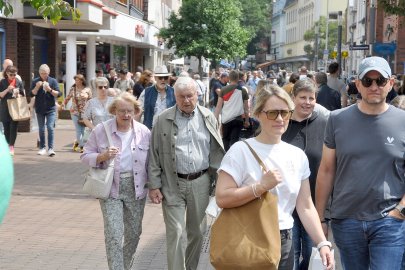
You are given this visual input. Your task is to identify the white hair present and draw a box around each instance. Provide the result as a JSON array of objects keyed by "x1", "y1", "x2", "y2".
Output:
[
  {"x1": 174, "y1": 76, "x2": 197, "y2": 93},
  {"x1": 39, "y1": 64, "x2": 50, "y2": 74},
  {"x1": 178, "y1": 71, "x2": 189, "y2": 77}
]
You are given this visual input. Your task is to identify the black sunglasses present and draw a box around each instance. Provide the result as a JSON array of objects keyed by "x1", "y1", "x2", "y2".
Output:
[
  {"x1": 262, "y1": 110, "x2": 293, "y2": 120},
  {"x1": 360, "y1": 76, "x2": 388, "y2": 88},
  {"x1": 98, "y1": 86, "x2": 108, "y2": 89},
  {"x1": 157, "y1": 76, "x2": 169, "y2": 80}
]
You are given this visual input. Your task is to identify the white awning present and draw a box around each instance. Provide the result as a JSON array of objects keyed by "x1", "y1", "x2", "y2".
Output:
[{"x1": 169, "y1": 58, "x2": 184, "y2": 65}]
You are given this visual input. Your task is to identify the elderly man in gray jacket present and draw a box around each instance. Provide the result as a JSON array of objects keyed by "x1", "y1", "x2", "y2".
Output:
[{"x1": 148, "y1": 76, "x2": 225, "y2": 270}]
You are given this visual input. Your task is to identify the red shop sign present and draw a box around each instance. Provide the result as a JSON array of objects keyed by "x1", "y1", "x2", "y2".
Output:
[{"x1": 135, "y1": 25, "x2": 145, "y2": 37}]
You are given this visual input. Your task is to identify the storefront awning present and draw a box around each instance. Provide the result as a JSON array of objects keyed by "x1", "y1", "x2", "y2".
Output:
[
  {"x1": 274, "y1": 56, "x2": 309, "y2": 64},
  {"x1": 169, "y1": 58, "x2": 184, "y2": 65},
  {"x1": 256, "y1": 60, "x2": 276, "y2": 69}
]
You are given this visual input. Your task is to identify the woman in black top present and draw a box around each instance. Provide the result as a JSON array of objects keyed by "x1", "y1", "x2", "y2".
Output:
[
  {"x1": 0, "y1": 66, "x2": 25, "y2": 155},
  {"x1": 133, "y1": 69, "x2": 153, "y2": 99}
]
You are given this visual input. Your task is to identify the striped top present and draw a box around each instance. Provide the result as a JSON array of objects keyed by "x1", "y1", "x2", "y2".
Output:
[{"x1": 175, "y1": 107, "x2": 210, "y2": 174}]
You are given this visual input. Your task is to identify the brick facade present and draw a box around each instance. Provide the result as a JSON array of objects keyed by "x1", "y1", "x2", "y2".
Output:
[
  {"x1": 395, "y1": 24, "x2": 405, "y2": 75},
  {"x1": 4, "y1": 19, "x2": 18, "y2": 60},
  {"x1": 1, "y1": 20, "x2": 59, "y2": 132}
]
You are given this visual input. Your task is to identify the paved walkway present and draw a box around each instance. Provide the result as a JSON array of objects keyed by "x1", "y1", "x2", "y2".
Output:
[
  {"x1": 0, "y1": 120, "x2": 213, "y2": 270},
  {"x1": 0, "y1": 119, "x2": 340, "y2": 270}
]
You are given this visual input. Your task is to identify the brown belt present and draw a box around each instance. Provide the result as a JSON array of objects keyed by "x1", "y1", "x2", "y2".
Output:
[{"x1": 177, "y1": 169, "x2": 208, "y2": 180}]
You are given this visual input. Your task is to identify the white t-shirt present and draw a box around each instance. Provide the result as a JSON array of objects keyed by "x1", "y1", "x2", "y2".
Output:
[
  {"x1": 218, "y1": 138, "x2": 310, "y2": 230},
  {"x1": 116, "y1": 130, "x2": 133, "y2": 172}
]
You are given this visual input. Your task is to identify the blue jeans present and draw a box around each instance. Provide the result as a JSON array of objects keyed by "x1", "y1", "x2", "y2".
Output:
[
  {"x1": 37, "y1": 111, "x2": 56, "y2": 149},
  {"x1": 292, "y1": 213, "x2": 313, "y2": 270},
  {"x1": 71, "y1": 114, "x2": 86, "y2": 147},
  {"x1": 331, "y1": 217, "x2": 405, "y2": 270}
]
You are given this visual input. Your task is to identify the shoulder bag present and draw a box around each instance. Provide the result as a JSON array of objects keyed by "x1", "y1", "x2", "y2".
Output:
[
  {"x1": 7, "y1": 93, "x2": 31, "y2": 122},
  {"x1": 82, "y1": 122, "x2": 115, "y2": 199},
  {"x1": 210, "y1": 140, "x2": 281, "y2": 270}
]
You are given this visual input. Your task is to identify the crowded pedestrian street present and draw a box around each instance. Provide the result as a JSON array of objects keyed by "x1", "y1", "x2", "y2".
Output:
[{"x1": 0, "y1": 120, "x2": 214, "y2": 270}]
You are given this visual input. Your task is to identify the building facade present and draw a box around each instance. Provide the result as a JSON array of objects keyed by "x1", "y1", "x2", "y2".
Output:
[
  {"x1": 271, "y1": 0, "x2": 348, "y2": 72},
  {"x1": 0, "y1": 0, "x2": 180, "y2": 101}
]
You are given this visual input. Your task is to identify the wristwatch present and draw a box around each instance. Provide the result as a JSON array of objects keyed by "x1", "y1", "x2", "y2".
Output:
[{"x1": 395, "y1": 204, "x2": 405, "y2": 218}]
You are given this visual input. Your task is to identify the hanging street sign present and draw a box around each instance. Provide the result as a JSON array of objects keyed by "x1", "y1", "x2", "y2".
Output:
[{"x1": 349, "y1": 44, "x2": 370, "y2": 50}]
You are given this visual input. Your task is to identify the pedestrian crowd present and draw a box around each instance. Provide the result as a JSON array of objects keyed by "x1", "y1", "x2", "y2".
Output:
[{"x1": 0, "y1": 56, "x2": 404, "y2": 270}]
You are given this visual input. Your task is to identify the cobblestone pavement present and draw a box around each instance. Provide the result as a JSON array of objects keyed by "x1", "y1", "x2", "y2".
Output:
[
  {"x1": 0, "y1": 119, "x2": 340, "y2": 270},
  {"x1": 0, "y1": 120, "x2": 214, "y2": 270}
]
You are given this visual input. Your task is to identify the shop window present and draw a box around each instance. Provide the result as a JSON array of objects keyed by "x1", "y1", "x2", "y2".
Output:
[{"x1": 131, "y1": 0, "x2": 142, "y2": 10}]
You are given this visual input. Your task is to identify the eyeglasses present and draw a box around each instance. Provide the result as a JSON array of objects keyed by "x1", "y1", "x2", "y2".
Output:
[
  {"x1": 98, "y1": 86, "x2": 108, "y2": 89},
  {"x1": 360, "y1": 76, "x2": 389, "y2": 88},
  {"x1": 157, "y1": 76, "x2": 169, "y2": 80},
  {"x1": 117, "y1": 109, "x2": 134, "y2": 115},
  {"x1": 262, "y1": 110, "x2": 293, "y2": 120}
]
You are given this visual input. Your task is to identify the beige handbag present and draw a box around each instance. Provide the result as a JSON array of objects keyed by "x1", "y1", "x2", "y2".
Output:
[
  {"x1": 7, "y1": 95, "x2": 31, "y2": 121},
  {"x1": 82, "y1": 122, "x2": 115, "y2": 199},
  {"x1": 210, "y1": 141, "x2": 281, "y2": 270}
]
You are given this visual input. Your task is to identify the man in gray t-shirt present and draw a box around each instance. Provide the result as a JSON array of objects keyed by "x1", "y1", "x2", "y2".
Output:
[{"x1": 316, "y1": 56, "x2": 405, "y2": 270}]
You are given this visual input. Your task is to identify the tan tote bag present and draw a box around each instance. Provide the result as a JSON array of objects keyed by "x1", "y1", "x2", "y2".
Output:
[
  {"x1": 7, "y1": 95, "x2": 31, "y2": 121},
  {"x1": 210, "y1": 141, "x2": 281, "y2": 270}
]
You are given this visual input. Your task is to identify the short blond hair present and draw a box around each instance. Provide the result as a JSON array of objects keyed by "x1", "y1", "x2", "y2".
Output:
[
  {"x1": 254, "y1": 83, "x2": 294, "y2": 118},
  {"x1": 108, "y1": 92, "x2": 142, "y2": 115}
]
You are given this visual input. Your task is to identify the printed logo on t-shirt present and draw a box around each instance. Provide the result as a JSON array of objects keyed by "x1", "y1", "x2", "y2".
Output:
[
  {"x1": 385, "y1": 136, "x2": 395, "y2": 146},
  {"x1": 285, "y1": 160, "x2": 295, "y2": 174}
]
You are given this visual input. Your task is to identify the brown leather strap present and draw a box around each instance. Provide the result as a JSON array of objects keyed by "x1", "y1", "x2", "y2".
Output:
[{"x1": 242, "y1": 140, "x2": 268, "y2": 173}]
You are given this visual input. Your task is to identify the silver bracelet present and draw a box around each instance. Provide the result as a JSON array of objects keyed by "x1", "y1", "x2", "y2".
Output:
[
  {"x1": 251, "y1": 183, "x2": 260, "y2": 198},
  {"x1": 317, "y1": 240, "x2": 332, "y2": 251}
]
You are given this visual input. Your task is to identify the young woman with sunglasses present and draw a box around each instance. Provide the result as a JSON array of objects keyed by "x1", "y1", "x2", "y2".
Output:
[
  {"x1": 215, "y1": 84, "x2": 335, "y2": 270},
  {"x1": 0, "y1": 66, "x2": 25, "y2": 155}
]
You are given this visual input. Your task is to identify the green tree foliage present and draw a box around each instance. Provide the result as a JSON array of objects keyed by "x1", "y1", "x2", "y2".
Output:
[
  {"x1": 239, "y1": 0, "x2": 273, "y2": 55},
  {"x1": 0, "y1": 0, "x2": 81, "y2": 25},
  {"x1": 159, "y1": 0, "x2": 251, "y2": 74},
  {"x1": 303, "y1": 16, "x2": 340, "y2": 60},
  {"x1": 378, "y1": 0, "x2": 405, "y2": 16}
]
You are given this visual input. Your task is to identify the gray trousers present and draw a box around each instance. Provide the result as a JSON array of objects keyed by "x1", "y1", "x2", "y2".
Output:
[
  {"x1": 162, "y1": 173, "x2": 210, "y2": 270},
  {"x1": 99, "y1": 173, "x2": 146, "y2": 270},
  {"x1": 278, "y1": 229, "x2": 294, "y2": 270}
]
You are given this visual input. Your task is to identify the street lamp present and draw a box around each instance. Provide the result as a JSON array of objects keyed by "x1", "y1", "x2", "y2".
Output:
[
  {"x1": 337, "y1": 11, "x2": 343, "y2": 77},
  {"x1": 323, "y1": 0, "x2": 330, "y2": 69},
  {"x1": 314, "y1": 24, "x2": 319, "y2": 71},
  {"x1": 369, "y1": 0, "x2": 376, "y2": 55}
]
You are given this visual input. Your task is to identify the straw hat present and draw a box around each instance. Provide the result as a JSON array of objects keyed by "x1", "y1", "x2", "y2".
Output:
[{"x1": 153, "y1": 65, "x2": 171, "y2": 77}]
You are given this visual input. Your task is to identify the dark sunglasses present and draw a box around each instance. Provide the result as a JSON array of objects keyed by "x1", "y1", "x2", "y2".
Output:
[
  {"x1": 360, "y1": 76, "x2": 388, "y2": 88},
  {"x1": 262, "y1": 110, "x2": 293, "y2": 120},
  {"x1": 98, "y1": 86, "x2": 108, "y2": 89},
  {"x1": 157, "y1": 76, "x2": 169, "y2": 80}
]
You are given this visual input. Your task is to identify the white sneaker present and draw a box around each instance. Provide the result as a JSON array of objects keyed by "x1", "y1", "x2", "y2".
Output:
[
  {"x1": 37, "y1": 148, "x2": 46, "y2": 155},
  {"x1": 48, "y1": 148, "x2": 56, "y2": 157}
]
